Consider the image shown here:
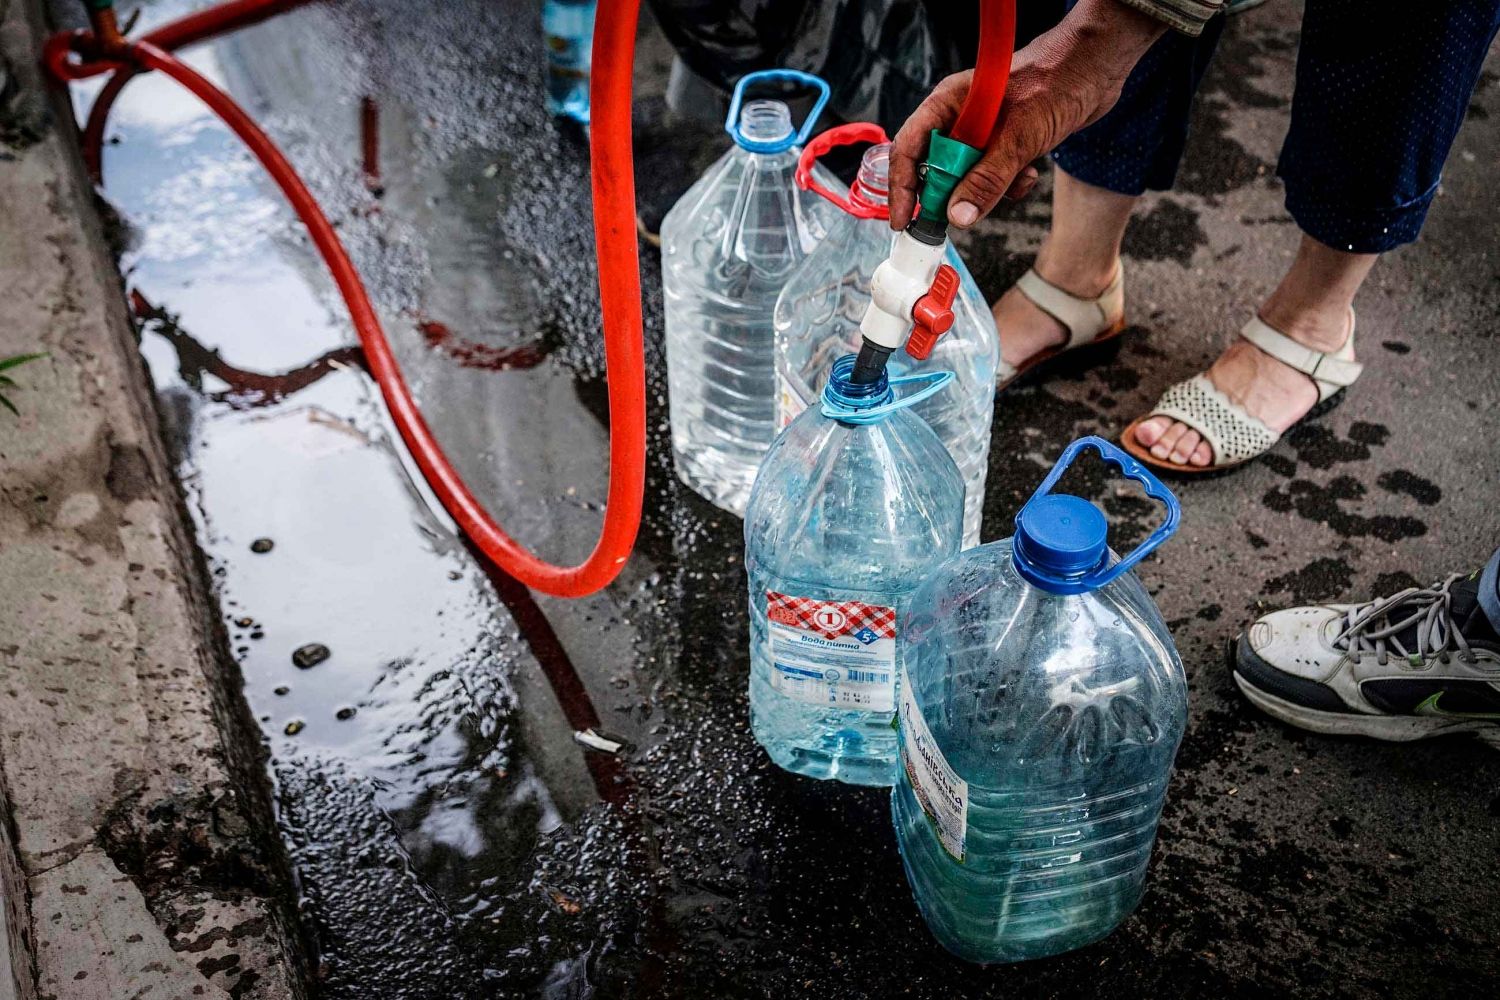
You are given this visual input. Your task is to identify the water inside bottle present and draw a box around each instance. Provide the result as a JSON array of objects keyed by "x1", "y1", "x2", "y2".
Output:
[
  {"x1": 772, "y1": 142, "x2": 998, "y2": 546},
  {"x1": 745, "y1": 357, "x2": 965, "y2": 786},
  {"x1": 661, "y1": 98, "x2": 837, "y2": 514},
  {"x1": 892, "y1": 442, "x2": 1186, "y2": 963}
]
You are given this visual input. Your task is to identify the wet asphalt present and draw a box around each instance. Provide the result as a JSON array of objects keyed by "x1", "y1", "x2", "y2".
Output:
[{"x1": 84, "y1": 0, "x2": 1500, "y2": 997}]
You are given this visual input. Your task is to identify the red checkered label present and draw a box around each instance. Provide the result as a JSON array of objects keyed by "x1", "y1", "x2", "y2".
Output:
[{"x1": 766, "y1": 592, "x2": 897, "y2": 642}]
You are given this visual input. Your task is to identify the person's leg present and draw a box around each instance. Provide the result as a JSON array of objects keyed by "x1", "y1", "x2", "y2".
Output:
[
  {"x1": 995, "y1": 11, "x2": 1227, "y2": 368},
  {"x1": 1135, "y1": 0, "x2": 1500, "y2": 468},
  {"x1": 1482, "y1": 546, "x2": 1500, "y2": 637},
  {"x1": 993, "y1": 169, "x2": 1135, "y2": 366},
  {"x1": 1136, "y1": 237, "x2": 1376, "y2": 465}
]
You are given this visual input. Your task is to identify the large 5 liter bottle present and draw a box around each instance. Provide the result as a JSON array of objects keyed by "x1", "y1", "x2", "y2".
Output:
[
  {"x1": 774, "y1": 125, "x2": 999, "y2": 548},
  {"x1": 894, "y1": 437, "x2": 1186, "y2": 962},
  {"x1": 662, "y1": 70, "x2": 839, "y2": 515},
  {"x1": 745, "y1": 357, "x2": 965, "y2": 786}
]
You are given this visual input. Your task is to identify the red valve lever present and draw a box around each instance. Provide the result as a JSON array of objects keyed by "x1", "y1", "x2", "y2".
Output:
[{"x1": 906, "y1": 264, "x2": 960, "y2": 361}]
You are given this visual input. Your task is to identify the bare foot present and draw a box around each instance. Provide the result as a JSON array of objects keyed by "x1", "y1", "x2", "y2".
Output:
[{"x1": 1133, "y1": 319, "x2": 1351, "y2": 467}]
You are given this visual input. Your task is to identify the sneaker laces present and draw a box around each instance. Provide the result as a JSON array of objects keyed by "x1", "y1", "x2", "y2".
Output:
[{"x1": 1333, "y1": 574, "x2": 1473, "y2": 667}]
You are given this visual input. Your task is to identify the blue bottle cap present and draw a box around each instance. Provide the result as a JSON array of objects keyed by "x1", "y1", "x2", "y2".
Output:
[
  {"x1": 1013, "y1": 494, "x2": 1108, "y2": 593},
  {"x1": 1011, "y1": 437, "x2": 1182, "y2": 596}
]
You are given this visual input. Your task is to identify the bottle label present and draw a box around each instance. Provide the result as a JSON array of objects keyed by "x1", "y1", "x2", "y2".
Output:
[
  {"x1": 898, "y1": 663, "x2": 968, "y2": 863},
  {"x1": 764, "y1": 591, "x2": 897, "y2": 711},
  {"x1": 774, "y1": 370, "x2": 812, "y2": 430}
]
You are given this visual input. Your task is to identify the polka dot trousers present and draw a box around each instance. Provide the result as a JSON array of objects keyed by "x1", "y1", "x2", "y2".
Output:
[{"x1": 1051, "y1": 0, "x2": 1500, "y2": 254}]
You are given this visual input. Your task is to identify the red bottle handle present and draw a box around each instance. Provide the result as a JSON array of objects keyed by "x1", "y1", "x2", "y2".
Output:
[{"x1": 794, "y1": 121, "x2": 891, "y2": 220}]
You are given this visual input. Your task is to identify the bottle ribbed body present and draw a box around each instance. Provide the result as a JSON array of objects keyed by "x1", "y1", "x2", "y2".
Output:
[
  {"x1": 744, "y1": 398, "x2": 964, "y2": 787},
  {"x1": 773, "y1": 144, "x2": 998, "y2": 547},
  {"x1": 661, "y1": 102, "x2": 838, "y2": 515},
  {"x1": 893, "y1": 541, "x2": 1186, "y2": 961}
]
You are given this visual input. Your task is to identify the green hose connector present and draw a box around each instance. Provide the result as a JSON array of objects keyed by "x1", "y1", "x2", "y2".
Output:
[
  {"x1": 912, "y1": 130, "x2": 983, "y2": 240},
  {"x1": 87, "y1": 0, "x2": 115, "y2": 10}
]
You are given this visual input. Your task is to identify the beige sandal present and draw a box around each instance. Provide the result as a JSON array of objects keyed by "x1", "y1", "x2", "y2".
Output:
[
  {"x1": 998, "y1": 263, "x2": 1128, "y2": 390},
  {"x1": 1121, "y1": 311, "x2": 1363, "y2": 475}
]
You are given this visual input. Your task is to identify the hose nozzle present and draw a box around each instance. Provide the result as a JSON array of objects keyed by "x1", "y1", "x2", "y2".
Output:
[
  {"x1": 908, "y1": 131, "x2": 983, "y2": 244},
  {"x1": 849, "y1": 339, "x2": 892, "y2": 384}
]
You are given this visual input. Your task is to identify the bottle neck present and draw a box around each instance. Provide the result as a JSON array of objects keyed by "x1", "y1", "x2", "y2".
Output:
[
  {"x1": 850, "y1": 142, "x2": 891, "y2": 216},
  {"x1": 823, "y1": 355, "x2": 892, "y2": 411},
  {"x1": 734, "y1": 100, "x2": 794, "y2": 150}
]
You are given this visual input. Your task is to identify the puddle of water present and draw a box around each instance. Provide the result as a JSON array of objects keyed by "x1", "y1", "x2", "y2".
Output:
[{"x1": 79, "y1": 1, "x2": 1138, "y2": 997}]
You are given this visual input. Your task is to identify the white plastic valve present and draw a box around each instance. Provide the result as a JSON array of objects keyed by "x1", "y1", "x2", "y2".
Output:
[{"x1": 858, "y1": 231, "x2": 948, "y2": 350}]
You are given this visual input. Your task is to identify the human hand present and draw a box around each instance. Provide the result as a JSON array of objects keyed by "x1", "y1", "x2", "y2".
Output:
[{"x1": 888, "y1": 0, "x2": 1167, "y2": 230}]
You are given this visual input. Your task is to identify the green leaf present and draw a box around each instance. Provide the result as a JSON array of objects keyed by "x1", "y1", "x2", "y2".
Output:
[
  {"x1": 0, "y1": 376, "x2": 14, "y2": 388},
  {"x1": 0, "y1": 393, "x2": 17, "y2": 416},
  {"x1": 0, "y1": 352, "x2": 47, "y2": 373}
]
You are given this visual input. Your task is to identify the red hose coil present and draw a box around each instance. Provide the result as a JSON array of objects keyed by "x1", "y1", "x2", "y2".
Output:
[
  {"x1": 49, "y1": 0, "x2": 647, "y2": 598},
  {"x1": 47, "y1": 0, "x2": 1011, "y2": 597}
]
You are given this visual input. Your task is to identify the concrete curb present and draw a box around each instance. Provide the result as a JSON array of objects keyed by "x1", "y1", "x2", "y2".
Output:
[{"x1": 0, "y1": 1, "x2": 306, "y2": 997}]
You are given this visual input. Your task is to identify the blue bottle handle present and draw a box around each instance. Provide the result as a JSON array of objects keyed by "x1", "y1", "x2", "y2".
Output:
[
  {"x1": 1020, "y1": 436, "x2": 1181, "y2": 589},
  {"x1": 725, "y1": 69, "x2": 832, "y2": 154}
]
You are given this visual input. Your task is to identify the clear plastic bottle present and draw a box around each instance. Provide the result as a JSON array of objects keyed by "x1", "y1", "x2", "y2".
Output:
[
  {"x1": 774, "y1": 138, "x2": 999, "y2": 548},
  {"x1": 542, "y1": 0, "x2": 596, "y2": 124},
  {"x1": 662, "y1": 70, "x2": 839, "y2": 515},
  {"x1": 744, "y1": 356, "x2": 965, "y2": 787},
  {"x1": 893, "y1": 438, "x2": 1186, "y2": 962}
]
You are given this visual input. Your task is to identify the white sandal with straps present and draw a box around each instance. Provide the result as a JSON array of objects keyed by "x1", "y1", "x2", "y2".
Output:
[
  {"x1": 1121, "y1": 311, "x2": 1363, "y2": 474},
  {"x1": 998, "y1": 263, "x2": 1128, "y2": 389}
]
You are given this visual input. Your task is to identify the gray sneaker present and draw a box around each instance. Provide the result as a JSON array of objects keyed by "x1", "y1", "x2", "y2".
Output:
[{"x1": 1233, "y1": 570, "x2": 1500, "y2": 746}]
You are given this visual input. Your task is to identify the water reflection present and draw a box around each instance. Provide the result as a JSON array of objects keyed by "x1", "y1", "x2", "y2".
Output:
[{"x1": 78, "y1": 1, "x2": 996, "y2": 996}]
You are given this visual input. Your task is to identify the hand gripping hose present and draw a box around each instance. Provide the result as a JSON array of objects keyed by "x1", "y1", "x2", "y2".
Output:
[
  {"x1": 847, "y1": 0, "x2": 1015, "y2": 384},
  {"x1": 45, "y1": 0, "x2": 647, "y2": 598}
]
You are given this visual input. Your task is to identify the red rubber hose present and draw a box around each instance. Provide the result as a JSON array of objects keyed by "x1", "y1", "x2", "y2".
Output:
[
  {"x1": 79, "y1": 0, "x2": 308, "y2": 180},
  {"x1": 949, "y1": 0, "x2": 1016, "y2": 149},
  {"x1": 50, "y1": 2, "x2": 647, "y2": 598}
]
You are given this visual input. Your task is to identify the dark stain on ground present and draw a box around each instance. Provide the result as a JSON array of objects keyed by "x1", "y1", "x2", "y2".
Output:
[
  {"x1": 1121, "y1": 198, "x2": 1208, "y2": 265},
  {"x1": 1382, "y1": 340, "x2": 1412, "y2": 355},
  {"x1": 1172, "y1": 19, "x2": 1279, "y2": 198},
  {"x1": 1262, "y1": 556, "x2": 1354, "y2": 604},
  {"x1": 1261, "y1": 453, "x2": 1296, "y2": 477},
  {"x1": 1376, "y1": 470, "x2": 1442, "y2": 506},
  {"x1": 1347, "y1": 421, "x2": 1390, "y2": 446},
  {"x1": 104, "y1": 440, "x2": 156, "y2": 504},
  {"x1": 1263, "y1": 476, "x2": 1427, "y2": 542},
  {"x1": 1372, "y1": 571, "x2": 1423, "y2": 595},
  {"x1": 1285, "y1": 421, "x2": 1388, "y2": 470}
]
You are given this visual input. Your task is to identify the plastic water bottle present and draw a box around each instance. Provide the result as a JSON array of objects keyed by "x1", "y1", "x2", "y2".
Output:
[
  {"x1": 542, "y1": 0, "x2": 596, "y2": 123},
  {"x1": 774, "y1": 129, "x2": 999, "y2": 548},
  {"x1": 744, "y1": 356, "x2": 965, "y2": 786},
  {"x1": 662, "y1": 70, "x2": 839, "y2": 515},
  {"x1": 893, "y1": 437, "x2": 1186, "y2": 962}
]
